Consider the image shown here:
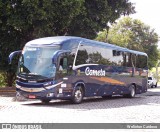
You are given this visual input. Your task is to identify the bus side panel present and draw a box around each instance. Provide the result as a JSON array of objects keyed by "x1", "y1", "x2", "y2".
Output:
[
  {"x1": 71, "y1": 65, "x2": 126, "y2": 97},
  {"x1": 72, "y1": 65, "x2": 147, "y2": 97},
  {"x1": 70, "y1": 76, "x2": 102, "y2": 97},
  {"x1": 70, "y1": 75, "x2": 128, "y2": 97}
]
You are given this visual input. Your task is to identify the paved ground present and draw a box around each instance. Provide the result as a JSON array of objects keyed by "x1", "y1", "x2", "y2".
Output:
[{"x1": 0, "y1": 87, "x2": 160, "y2": 124}]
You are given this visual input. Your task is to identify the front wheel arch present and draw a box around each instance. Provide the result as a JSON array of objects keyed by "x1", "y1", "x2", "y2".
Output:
[
  {"x1": 71, "y1": 85, "x2": 84, "y2": 104},
  {"x1": 74, "y1": 82, "x2": 86, "y2": 96}
]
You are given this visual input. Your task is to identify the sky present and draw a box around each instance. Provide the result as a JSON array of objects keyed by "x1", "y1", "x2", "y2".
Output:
[{"x1": 128, "y1": 0, "x2": 160, "y2": 47}]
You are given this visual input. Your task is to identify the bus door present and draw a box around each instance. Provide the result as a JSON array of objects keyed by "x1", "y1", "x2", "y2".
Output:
[{"x1": 54, "y1": 51, "x2": 74, "y2": 80}]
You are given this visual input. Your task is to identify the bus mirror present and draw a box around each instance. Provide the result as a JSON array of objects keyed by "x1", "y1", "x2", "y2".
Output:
[{"x1": 8, "y1": 50, "x2": 22, "y2": 64}]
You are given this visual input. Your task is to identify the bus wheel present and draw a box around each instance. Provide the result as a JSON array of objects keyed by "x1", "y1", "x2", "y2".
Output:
[
  {"x1": 124, "y1": 85, "x2": 136, "y2": 98},
  {"x1": 71, "y1": 86, "x2": 84, "y2": 104},
  {"x1": 41, "y1": 99, "x2": 51, "y2": 104}
]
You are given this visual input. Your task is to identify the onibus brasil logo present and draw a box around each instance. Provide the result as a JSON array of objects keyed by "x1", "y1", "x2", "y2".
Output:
[{"x1": 85, "y1": 67, "x2": 106, "y2": 76}]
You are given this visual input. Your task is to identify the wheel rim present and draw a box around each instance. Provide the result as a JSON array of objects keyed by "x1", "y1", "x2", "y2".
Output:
[
  {"x1": 74, "y1": 89, "x2": 82, "y2": 102},
  {"x1": 131, "y1": 86, "x2": 135, "y2": 97}
]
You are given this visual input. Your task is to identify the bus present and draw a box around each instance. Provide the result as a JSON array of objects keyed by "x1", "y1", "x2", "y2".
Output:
[{"x1": 9, "y1": 36, "x2": 148, "y2": 104}]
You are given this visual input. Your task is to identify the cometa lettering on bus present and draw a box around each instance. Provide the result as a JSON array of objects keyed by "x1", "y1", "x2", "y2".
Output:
[{"x1": 85, "y1": 67, "x2": 106, "y2": 76}]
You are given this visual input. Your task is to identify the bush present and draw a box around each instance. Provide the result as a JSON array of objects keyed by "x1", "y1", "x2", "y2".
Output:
[{"x1": 0, "y1": 73, "x2": 6, "y2": 87}]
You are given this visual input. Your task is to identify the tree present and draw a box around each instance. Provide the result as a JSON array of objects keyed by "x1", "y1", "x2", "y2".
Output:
[
  {"x1": 96, "y1": 17, "x2": 160, "y2": 69},
  {"x1": 68, "y1": 0, "x2": 135, "y2": 39},
  {"x1": 0, "y1": 0, "x2": 135, "y2": 86},
  {"x1": 0, "y1": 0, "x2": 84, "y2": 86}
]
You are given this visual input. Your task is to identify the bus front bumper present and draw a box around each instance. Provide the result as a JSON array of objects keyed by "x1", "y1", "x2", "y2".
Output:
[{"x1": 16, "y1": 83, "x2": 73, "y2": 100}]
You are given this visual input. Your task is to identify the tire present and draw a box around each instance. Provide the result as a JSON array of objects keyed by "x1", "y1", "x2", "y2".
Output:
[
  {"x1": 71, "y1": 86, "x2": 84, "y2": 104},
  {"x1": 155, "y1": 83, "x2": 157, "y2": 88},
  {"x1": 124, "y1": 85, "x2": 136, "y2": 98},
  {"x1": 41, "y1": 99, "x2": 51, "y2": 104},
  {"x1": 151, "y1": 83, "x2": 154, "y2": 88}
]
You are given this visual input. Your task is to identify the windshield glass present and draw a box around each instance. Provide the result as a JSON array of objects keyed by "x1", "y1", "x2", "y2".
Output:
[{"x1": 18, "y1": 46, "x2": 60, "y2": 79}]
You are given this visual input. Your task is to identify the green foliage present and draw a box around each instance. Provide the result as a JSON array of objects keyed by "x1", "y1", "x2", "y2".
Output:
[
  {"x1": 0, "y1": 72, "x2": 6, "y2": 87},
  {"x1": 0, "y1": 0, "x2": 135, "y2": 86},
  {"x1": 96, "y1": 17, "x2": 160, "y2": 69},
  {"x1": 68, "y1": 0, "x2": 135, "y2": 39}
]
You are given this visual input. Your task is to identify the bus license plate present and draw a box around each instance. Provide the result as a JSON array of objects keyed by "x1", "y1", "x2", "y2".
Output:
[{"x1": 29, "y1": 95, "x2": 36, "y2": 99}]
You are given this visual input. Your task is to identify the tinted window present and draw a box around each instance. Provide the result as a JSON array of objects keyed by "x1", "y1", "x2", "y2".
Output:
[
  {"x1": 136, "y1": 55, "x2": 147, "y2": 68},
  {"x1": 148, "y1": 77, "x2": 152, "y2": 80},
  {"x1": 75, "y1": 48, "x2": 88, "y2": 65},
  {"x1": 75, "y1": 43, "x2": 147, "y2": 68},
  {"x1": 112, "y1": 50, "x2": 124, "y2": 66},
  {"x1": 75, "y1": 43, "x2": 124, "y2": 66},
  {"x1": 62, "y1": 40, "x2": 78, "y2": 67}
]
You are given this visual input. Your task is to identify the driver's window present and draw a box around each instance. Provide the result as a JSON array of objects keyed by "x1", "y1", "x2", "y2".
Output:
[
  {"x1": 56, "y1": 57, "x2": 68, "y2": 80},
  {"x1": 59, "y1": 58, "x2": 63, "y2": 71},
  {"x1": 56, "y1": 53, "x2": 75, "y2": 79},
  {"x1": 59, "y1": 57, "x2": 67, "y2": 72}
]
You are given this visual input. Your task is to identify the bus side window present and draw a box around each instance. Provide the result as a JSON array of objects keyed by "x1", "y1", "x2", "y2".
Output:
[
  {"x1": 59, "y1": 57, "x2": 68, "y2": 72},
  {"x1": 63, "y1": 57, "x2": 68, "y2": 70},
  {"x1": 59, "y1": 58, "x2": 64, "y2": 71},
  {"x1": 68, "y1": 54, "x2": 75, "y2": 70},
  {"x1": 57, "y1": 53, "x2": 75, "y2": 79}
]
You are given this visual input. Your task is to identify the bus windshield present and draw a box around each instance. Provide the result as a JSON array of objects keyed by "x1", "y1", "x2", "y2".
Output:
[{"x1": 17, "y1": 46, "x2": 60, "y2": 80}]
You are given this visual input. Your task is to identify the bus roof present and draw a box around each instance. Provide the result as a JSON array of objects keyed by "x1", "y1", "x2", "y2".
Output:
[
  {"x1": 26, "y1": 36, "x2": 82, "y2": 46},
  {"x1": 26, "y1": 36, "x2": 147, "y2": 56}
]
